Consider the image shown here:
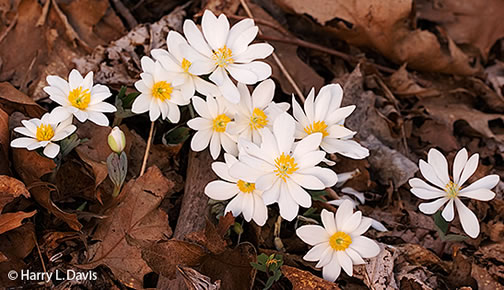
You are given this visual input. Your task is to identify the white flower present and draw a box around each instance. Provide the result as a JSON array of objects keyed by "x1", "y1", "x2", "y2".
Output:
[
  {"x1": 226, "y1": 79, "x2": 289, "y2": 145},
  {"x1": 108, "y1": 126, "x2": 126, "y2": 153},
  {"x1": 150, "y1": 31, "x2": 220, "y2": 99},
  {"x1": 230, "y1": 113, "x2": 338, "y2": 221},
  {"x1": 132, "y1": 56, "x2": 190, "y2": 122},
  {"x1": 187, "y1": 95, "x2": 237, "y2": 159},
  {"x1": 44, "y1": 69, "x2": 116, "y2": 126},
  {"x1": 296, "y1": 200, "x2": 380, "y2": 282},
  {"x1": 409, "y1": 148, "x2": 500, "y2": 238},
  {"x1": 292, "y1": 84, "x2": 369, "y2": 159},
  {"x1": 205, "y1": 153, "x2": 268, "y2": 225},
  {"x1": 10, "y1": 113, "x2": 76, "y2": 158},
  {"x1": 182, "y1": 10, "x2": 274, "y2": 103}
]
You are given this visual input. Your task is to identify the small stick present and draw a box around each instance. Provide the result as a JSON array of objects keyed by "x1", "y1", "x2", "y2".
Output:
[
  {"x1": 139, "y1": 121, "x2": 155, "y2": 176},
  {"x1": 239, "y1": 0, "x2": 305, "y2": 102}
]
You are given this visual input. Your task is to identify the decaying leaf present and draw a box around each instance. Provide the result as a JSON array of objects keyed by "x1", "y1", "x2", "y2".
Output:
[
  {"x1": 471, "y1": 264, "x2": 502, "y2": 290},
  {"x1": 0, "y1": 223, "x2": 35, "y2": 287},
  {"x1": 275, "y1": 0, "x2": 479, "y2": 75},
  {"x1": 387, "y1": 65, "x2": 440, "y2": 98},
  {"x1": 0, "y1": 210, "x2": 36, "y2": 235},
  {"x1": 0, "y1": 175, "x2": 30, "y2": 210},
  {"x1": 80, "y1": 166, "x2": 174, "y2": 289},
  {"x1": 177, "y1": 266, "x2": 221, "y2": 290},
  {"x1": 354, "y1": 244, "x2": 398, "y2": 289},
  {"x1": 0, "y1": 82, "x2": 45, "y2": 117},
  {"x1": 281, "y1": 265, "x2": 341, "y2": 289},
  {"x1": 0, "y1": 108, "x2": 9, "y2": 175},
  {"x1": 29, "y1": 183, "x2": 82, "y2": 231}
]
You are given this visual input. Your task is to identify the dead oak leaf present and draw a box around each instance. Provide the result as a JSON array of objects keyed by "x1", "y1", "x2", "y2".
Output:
[
  {"x1": 0, "y1": 175, "x2": 30, "y2": 210},
  {"x1": 0, "y1": 108, "x2": 9, "y2": 175},
  {"x1": 354, "y1": 244, "x2": 398, "y2": 290},
  {"x1": 281, "y1": 265, "x2": 341, "y2": 289},
  {"x1": 79, "y1": 166, "x2": 174, "y2": 289},
  {"x1": 0, "y1": 210, "x2": 37, "y2": 235}
]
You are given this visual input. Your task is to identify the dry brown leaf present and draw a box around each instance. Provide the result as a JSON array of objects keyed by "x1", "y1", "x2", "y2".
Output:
[
  {"x1": 177, "y1": 266, "x2": 221, "y2": 290},
  {"x1": 0, "y1": 175, "x2": 30, "y2": 210},
  {"x1": 354, "y1": 244, "x2": 398, "y2": 289},
  {"x1": 142, "y1": 240, "x2": 207, "y2": 279},
  {"x1": 417, "y1": 0, "x2": 504, "y2": 59},
  {"x1": 275, "y1": 0, "x2": 479, "y2": 75},
  {"x1": 0, "y1": 82, "x2": 45, "y2": 117},
  {"x1": 0, "y1": 107, "x2": 9, "y2": 175},
  {"x1": 387, "y1": 65, "x2": 441, "y2": 98},
  {"x1": 247, "y1": 2, "x2": 324, "y2": 95},
  {"x1": 12, "y1": 148, "x2": 56, "y2": 185},
  {"x1": 0, "y1": 210, "x2": 36, "y2": 235},
  {"x1": 80, "y1": 166, "x2": 174, "y2": 289},
  {"x1": 281, "y1": 265, "x2": 341, "y2": 289},
  {"x1": 474, "y1": 242, "x2": 504, "y2": 281},
  {"x1": 29, "y1": 183, "x2": 82, "y2": 231},
  {"x1": 186, "y1": 213, "x2": 235, "y2": 255},
  {"x1": 0, "y1": 223, "x2": 34, "y2": 287},
  {"x1": 471, "y1": 264, "x2": 503, "y2": 290}
]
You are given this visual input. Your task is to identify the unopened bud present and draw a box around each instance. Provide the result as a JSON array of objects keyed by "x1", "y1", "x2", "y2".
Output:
[{"x1": 108, "y1": 126, "x2": 126, "y2": 153}]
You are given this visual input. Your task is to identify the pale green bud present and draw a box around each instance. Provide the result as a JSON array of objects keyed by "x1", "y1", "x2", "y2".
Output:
[{"x1": 108, "y1": 126, "x2": 126, "y2": 153}]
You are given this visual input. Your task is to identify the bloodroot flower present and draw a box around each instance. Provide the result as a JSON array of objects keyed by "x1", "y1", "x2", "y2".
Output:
[
  {"x1": 409, "y1": 148, "x2": 500, "y2": 238},
  {"x1": 182, "y1": 10, "x2": 273, "y2": 103},
  {"x1": 296, "y1": 200, "x2": 380, "y2": 282},
  {"x1": 292, "y1": 84, "x2": 368, "y2": 159},
  {"x1": 10, "y1": 113, "x2": 76, "y2": 158},
  {"x1": 44, "y1": 69, "x2": 116, "y2": 126},
  {"x1": 205, "y1": 153, "x2": 268, "y2": 226}
]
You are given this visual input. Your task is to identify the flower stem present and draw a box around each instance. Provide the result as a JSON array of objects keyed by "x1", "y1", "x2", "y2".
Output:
[{"x1": 140, "y1": 121, "x2": 155, "y2": 176}]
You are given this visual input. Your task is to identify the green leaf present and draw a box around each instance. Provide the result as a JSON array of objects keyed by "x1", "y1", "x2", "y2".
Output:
[
  {"x1": 162, "y1": 126, "x2": 190, "y2": 145},
  {"x1": 433, "y1": 210, "x2": 449, "y2": 235},
  {"x1": 264, "y1": 276, "x2": 275, "y2": 290},
  {"x1": 256, "y1": 253, "x2": 269, "y2": 264},
  {"x1": 123, "y1": 92, "x2": 140, "y2": 107},
  {"x1": 443, "y1": 234, "x2": 468, "y2": 242},
  {"x1": 308, "y1": 190, "x2": 327, "y2": 202}
]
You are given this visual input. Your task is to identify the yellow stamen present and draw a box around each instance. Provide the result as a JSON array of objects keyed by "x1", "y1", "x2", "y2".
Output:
[
  {"x1": 444, "y1": 181, "x2": 460, "y2": 198},
  {"x1": 329, "y1": 231, "x2": 352, "y2": 251},
  {"x1": 266, "y1": 259, "x2": 278, "y2": 267},
  {"x1": 181, "y1": 58, "x2": 192, "y2": 74},
  {"x1": 304, "y1": 121, "x2": 329, "y2": 137},
  {"x1": 212, "y1": 114, "x2": 231, "y2": 132},
  {"x1": 249, "y1": 108, "x2": 268, "y2": 130},
  {"x1": 274, "y1": 153, "x2": 299, "y2": 182},
  {"x1": 36, "y1": 124, "x2": 55, "y2": 141},
  {"x1": 237, "y1": 180, "x2": 255, "y2": 193},
  {"x1": 212, "y1": 45, "x2": 234, "y2": 68},
  {"x1": 152, "y1": 81, "x2": 173, "y2": 101},
  {"x1": 68, "y1": 87, "x2": 91, "y2": 110}
]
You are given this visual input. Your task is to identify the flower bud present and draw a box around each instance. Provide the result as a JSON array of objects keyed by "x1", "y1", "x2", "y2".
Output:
[{"x1": 108, "y1": 126, "x2": 126, "y2": 153}]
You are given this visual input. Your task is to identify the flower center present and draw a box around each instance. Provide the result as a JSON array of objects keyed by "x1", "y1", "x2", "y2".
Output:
[
  {"x1": 212, "y1": 114, "x2": 231, "y2": 132},
  {"x1": 237, "y1": 180, "x2": 255, "y2": 193},
  {"x1": 304, "y1": 121, "x2": 329, "y2": 137},
  {"x1": 249, "y1": 108, "x2": 268, "y2": 130},
  {"x1": 274, "y1": 153, "x2": 299, "y2": 182},
  {"x1": 329, "y1": 231, "x2": 352, "y2": 251},
  {"x1": 68, "y1": 86, "x2": 91, "y2": 110},
  {"x1": 181, "y1": 58, "x2": 192, "y2": 74},
  {"x1": 36, "y1": 124, "x2": 55, "y2": 141},
  {"x1": 444, "y1": 181, "x2": 460, "y2": 198},
  {"x1": 152, "y1": 81, "x2": 173, "y2": 101},
  {"x1": 212, "y1": 45, "x2": 234, "y2": 68}
]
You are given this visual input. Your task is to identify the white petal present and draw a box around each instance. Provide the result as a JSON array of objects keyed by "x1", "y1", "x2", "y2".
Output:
[
  {"x1": 419, "y1": 160, "x2": 446, "y2": 188},
  {"x1": 43, "y1": 142, "x2": 60, "y2": 158},
  {"x1": 87, "y1": 111, "x2": 109, "y2": 126},
  {"x1": 225, "y1": 194, "x2": 244, "y2": 217},
  {"x1": 441, "y1": 199, "x2": 455, "y2": 222},
  {"x1": 205, "y1": 180, "x2": 239, "y2": 200},
  {"x1": 349, "y1": 236, "x2": 380, "y2": 258},
  {"x1": 303, "y1": 242, "x2": 330, "y2": 262},
  {"x1": 148, "y1": 100, "x2": 161, "y2": 121},
  {"x1": 202, "y1": 10, "x2": 229, "y2": 51},
  {"x1": 227, "y1": 25, "x2": 258, "y2": 55},
  {"x1": 460, "y1": 175, "x2": 500, "y2": 192},
  {"x1": 292, "y1": 133, "x2": 322, "y2": 159},
  {"x1": 52, "y1": 125, "x2": 76, "y2": 141},
  {"x1": 322, "y1": 255, "x2": 341, "y2": 282},
  {"x1": 454, "y1": 198, "x2": 480, "y2": 238},
  {"x1": 278, "y1": 183, "x2": 299, "y2": 221},
  {"x1": 325, "y1": 106, "x2": 355, "y2": 125},
  {"x1": 193, "y1": 76, "x2": 221, "y2": 97},
  {"x1": 241, "y1": 193, "x2": 254, "y2": 222},
  {"x1": 410, "y1": 188, "x2": 446, "y2": 200},
  {"x1": 49, "y1": 107, "x2": 72, "y2": 124},
  {"x1": 183, "y1": 19, "x2": 213, "y2": 57},
  {"x1": 296, "y1": 151, "x2": 326, "y2": 170},
  {"x1": 46, "y1": 75, "x2": 70, "y2": 96},
  {"x1": 459, "y1": 153, "x2": 479, "y2": 186},
  {"x1": 188, "y1": 58, "x2": 216, "y2": 75},
  {"x1": 227, "y1": 63, "x2": 258, "y2": 84},
  {"x1": 252, "y1": 193, "x2": 268, "y2": 226},
  {"x1": 427, "y1": 148, "x2": 450, "y2": 185},
  {"x1": 336, "y1": 251, "x2": 353, "y2": 277},
  {"x1": 187, "y1": 117, "x2": 212, "y2": 130},
  {"x1": 191, "y1": 129, "x2": 212, "y2": 152},
  {"x1": 167, "y1": 102, "x2": 181, "y2": 123},
  {"x1": 297, "y1": 167, "x2": 338, "y2": 187},
  {"x1": 209, "y1": 132, "x2": 221, "y2": 159},
  {"x1": 68, "y1": 69, "x2": 83, "y2": 90},
  {"x1": 458, "y1": 188, "x2": 495, "y2": 201},
  {"x1": 261, "y1": 181, "x2": 280, "y2": 204},
  {"x1": 131, "y1": 93, "x2": 151, "y2": 114},
  {"x1": 351, "y1": 217, "x2": 372, "y2": 237},
  {"x1": 227, "y1": 18, "x2": 255, "y2": 53},
  {"x1": 87, "y1": 102, "x2": 117, "y2": 113},
  {"x1": 341, "y1": 211, "x2": 362, "y2": 233},
  {"x1": 321, "y1": 139, "x2": 369, "y2": 159},
  {"x1": 234, "y1": 43, "x2": 274, "y2": 63},
  {"x1": 335, "y1": 200, "x2": 354, "y2": 231},
  {"x1": 418, "y1": 197, "x2": 448, "y2": 214},
  {"x1": 345, "y1": 248, "x2": 365, "y2": 265},
  {"x1": 13, "y1": 127, "x2": 35, "y2": 138},
  {"x1": 290, "y1": 173, "x2": 325, "y2": 190},
  {"x1": 10, "y1": 137, "x2": 37, "y2": 148},
  {"x1": 321, "y1": 209, "x2": 337, "y2": 235},
  {"x1": 273, "y1": 113, "x2": 295, "y2": 154},
  {"x1": 296, "y1": 225, "x2": 330, "y2": 246},
  {"x1": 286, "y1": 180, "x2": 312, "y2": 208},
  {"x1": 453, "y1": 148, "x2": 468, "y2": 184}
]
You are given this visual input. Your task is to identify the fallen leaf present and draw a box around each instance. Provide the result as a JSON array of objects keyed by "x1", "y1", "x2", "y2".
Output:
[
  {"x1": 275, "y1": 0, "x2": 479, "y2": 75},
  {"x1": 0, "y1": 107, "x2": 9, "y2": 175},
  {"x1": 0, "y1": 223, "x2": 34, "y2": 287},
  {"x1": 12, "y1": 148, "x2": 56, "y2": 185},
  {"x1": 387, "y1": 64, "x2": 441, "y2": 98},
  {"x1": 281, "y1": 265, "x2": 341, "y2": 289},
  {"x1": 474, "y1": 242, "x2": 504, "y2": 280},
  {"x1": 417, "y1": 0, "x2": 504, "y2": 59},
  {"x1": 354, "y1": 244, "x2": 398, "y2": 289},
  {"x1": 0, "y1": 210, "x2": 36, "y2": 235},
  {"x1": 0, "y1": 175, "x2": 30, "y2": 210},
  {"x1": 471, "y1": 263, "x2": 502, "y2": 290},
  {"x1": 0, "y1": 82, "x2": 45, "y2": 117},
  {"x1": 247, "y1": 2, "x2": 324, "y2": 95},
  {"x1": 80, "y1": 166, "x2": 174, "y2": 289},
  {"x1": 177, "y1": 266, "x2": 221, "y2": 290},
  {"x1": 29, "y1": 182, "x2": 82, "y2": 231},
  {"x1": 142, "y1": 240, "x2": 207, "y2": 279}
]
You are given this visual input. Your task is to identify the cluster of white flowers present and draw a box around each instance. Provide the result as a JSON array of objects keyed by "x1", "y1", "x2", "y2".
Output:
[{"x1": 9, "y1": 9, "x2": 501, "y2": 284}]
